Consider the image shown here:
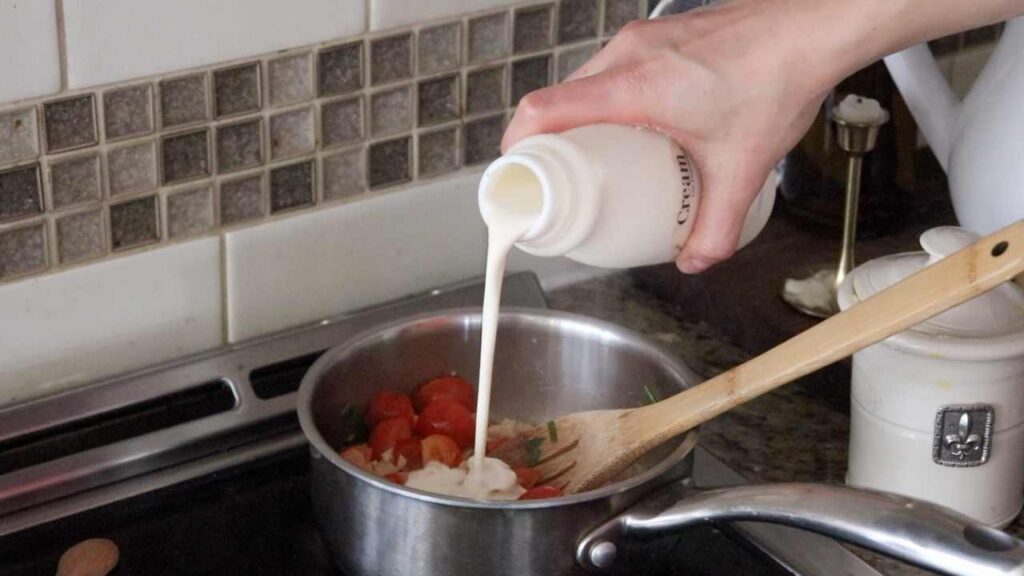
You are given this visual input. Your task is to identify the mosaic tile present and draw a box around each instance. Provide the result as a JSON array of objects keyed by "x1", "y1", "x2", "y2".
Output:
[
  {"x1": 0, "y1": 108, "x2": 40, "y2": 165},
  {"x1": 418, "y1": 74, "x2": 459, "y2": 127},
  {"x1": 161, "y1": 129, "x2": 211, "y2": 184},
  {"x1": 270, "y1": 160, "x2": 315, "y2": 213},
  {"x1": 0, "y1": 222, "x2": 47, "y2": 280},
  {"x1": 371, "y1": 33, "x2": 413, "y2": 86},
  {"x1": 108, "y1": 140, "x2": 157, "y2": 197},
  {"x1": 466, "y1": 65, "x2": 507, "y2": 115},
  {"x1": 369, "y1": 137, "x2": 411, "y2": 189},
  {"x1": 43, "y1": 95, "x2": 98, "y2": 153},
  {"x1": 160, "y1": 74, "x2": 209, "y2": 128},
  {"x1": 514, "y1": 4, "x2": 554, "y2": 53},
  {"x1": 110, "y1": 195, "x2": 159, "y2": 251},
  {"x1": 50, "y1": 153, "x2": 101, "y2": 210},
  {"x1": 464, "y1": 114, "x2": 505, "y2": 165},
  {"x1": 103, "y1": 84, "x2": 153, "y2": 141},
  {"x1": 418, "y1": 22, "x2": 461, "y2": 76},
  {"x1": 319, "y1": 41, "x2": 363, "y2": 97},
  {"x1": 557, "y1": 43, "x2": 600, "y2": 81},
  {"x1": 604, "y1": 0, "x2": 643, "y2": 35},
  {"x1": 216, "y1": 118, "x2": 263, "y2": 173},
  {"x1": 214, "y1": 62, "x2": 262, "y2": 118},
  {"x1": 558, "y1": 0, "x2": 599, "y2": 44},
  {"x1": 512, "y1": 55, "x2": 552, "y2": 104},
  {"x1": 321, "y1": 95, "x2": 364, "y2": 149},
  {"x1": 322, "y1": 147, "x2": 366, "y2": 201},
  {"x1": 220, "y1": 173, "x2": 265, "y2": 225},
  {"x1": 270, "y1": 106, "x2": 315, "y2": 160},
  {"x1": 370, "y1": 85, "x2": 412, "y2": 137},
  {"x1": 0, "y1": 164, "x2": 42, "y2": 223},
  {"x1": 56, "y1": 209, "x2": 106, "y2": 264},
  {"x1": 167, "y1": 185, "x2": 214, "y2": 239},
  {"x1": 269, "y1": 52, "x2": 314, "y2": 107},
  {"x1": 418, "y1": 125, "x2": 459, "y2": 177},
  {"x1": 468, "y1": 12, "x2": 510, "y2": 64}
]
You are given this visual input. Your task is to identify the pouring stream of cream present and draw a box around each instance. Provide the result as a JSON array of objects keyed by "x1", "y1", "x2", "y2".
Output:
[{"x1": 406, "y1": 165, "x2": 540, "y2": 499}]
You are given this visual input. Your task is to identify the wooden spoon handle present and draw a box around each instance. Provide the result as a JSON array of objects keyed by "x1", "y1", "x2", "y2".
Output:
[{"x1": 636, "y1": 220, "x2": 1024, "y2": 444}]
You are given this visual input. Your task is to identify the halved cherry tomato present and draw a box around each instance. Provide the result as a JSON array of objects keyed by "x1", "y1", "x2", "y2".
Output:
[
  {"x1": 385, "y1": 471, "x2": 409, "y2": 485},
  {"x1": 519, "y1": 485, "x2": 562, "y2": 500},
  {"x1": 415, "y1": 399, "x2": 475, "y2": 448},
  {"x1": 421, "y1": 434, "x2": 462, "y2": 467},
  {"x1": 369, "y1": 417, "x2": 413, "y2": 459},
  {"x1": 340, "y1": 444, "x2": 373, "y2": 471},
  {"x1": 366, "y1": 391, "x2": 416, "y2": 427},
  {"x1": 416, "y1": 376, "x2": 475, "y2": 411},
  {"x1": 393, "y1": 437, "x2": 423, "y2": 470},
  {"x1": 514, "y1": 467, "x2": 542, "y2": 489}
]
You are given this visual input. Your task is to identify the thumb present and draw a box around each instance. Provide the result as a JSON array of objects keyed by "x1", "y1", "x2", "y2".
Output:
[
  {"x1": 677, "y1": 154, "x2": 772, "y2": 274},
  {"x1": 501, "y1": 67, "x2": 651, "y2": 152}
]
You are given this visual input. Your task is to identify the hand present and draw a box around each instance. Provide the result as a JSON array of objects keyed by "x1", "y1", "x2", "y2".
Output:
[{"x1": 502, "y1": 2, "x2": 830, "y2": 274}]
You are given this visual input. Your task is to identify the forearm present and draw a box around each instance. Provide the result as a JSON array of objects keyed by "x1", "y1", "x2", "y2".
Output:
[{"x1": 774, "y1": 0, "x2": 1024, "y2": 94}]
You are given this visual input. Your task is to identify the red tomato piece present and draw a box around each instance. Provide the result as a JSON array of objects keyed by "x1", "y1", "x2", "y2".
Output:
[
  {"x1": 393, "y1": 437, "x2": 423, "y2": 470},
  {"x1": 519, "y1": 485, "x2": 563, "y2": 500},
  {"x1": 366, "y1": 391, "x2": 416, "y2": 427},
  {"x1": 514, "y1": 467, "x2": 542, "y2": 489},
  {"x1": 485, "y1": 437, "x2": 509, "y2": 455},
  {"x1": 416, "y1": 376, "x2": 475, "y2": 411},
  {"x1": 385, "y1": 472, "x2": 409, "y2": 485},
  {"x1": 415, "y1": 399, "x2": 476, "y2": 449},
  {"x1": 421, "y1": 434, "x2": 462, "y2": 467},
  {"x1": 339, "y1": 444, "x2": 373, "y2": 471},
  {"x1": 369, "y1": 417, "x2": 413, "y2": 459}
]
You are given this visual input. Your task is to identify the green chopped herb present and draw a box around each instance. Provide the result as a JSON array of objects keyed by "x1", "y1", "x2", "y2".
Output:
[
  {"x1": 524, "y1": 437, "x2": 544, "y2": 466},
  {"x1": 340, "y1": 402, "x2": 368, "y2": 444},
  {"x1": 643, "y1": 385, "x2": 661, "y2": 406},
  {"x1": 547, "y1": 420, "x2": 559, "y2": 443}
]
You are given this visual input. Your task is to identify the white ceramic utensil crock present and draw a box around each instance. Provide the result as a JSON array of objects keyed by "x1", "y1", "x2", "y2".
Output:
[{"x1": 838, "y1": 226, "x2": 1024, "y2": 527}]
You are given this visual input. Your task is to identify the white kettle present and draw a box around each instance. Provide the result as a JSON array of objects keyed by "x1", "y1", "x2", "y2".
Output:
[{"x1": 884, "y1": 17, "x2": 1024, "y2": 234}]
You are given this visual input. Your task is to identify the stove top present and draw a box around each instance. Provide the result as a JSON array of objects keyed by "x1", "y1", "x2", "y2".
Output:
[{"x1": 0, "y1": 273, "x2": 881, "y2": 576}]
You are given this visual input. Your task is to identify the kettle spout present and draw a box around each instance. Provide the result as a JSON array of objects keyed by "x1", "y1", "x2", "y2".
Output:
[{"x1": 884, "y1": 44, "x2": 959, "y2": 171}]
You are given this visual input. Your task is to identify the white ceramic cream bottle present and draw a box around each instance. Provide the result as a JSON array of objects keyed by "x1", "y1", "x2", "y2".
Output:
[{"x1": 477, "y1": 124, "x2": 778, "y2": 268}]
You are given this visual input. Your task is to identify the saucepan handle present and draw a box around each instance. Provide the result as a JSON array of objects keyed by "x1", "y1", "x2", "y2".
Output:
[{"x1": 577, "y1": 483, "x2": 1024, "y2": 576}]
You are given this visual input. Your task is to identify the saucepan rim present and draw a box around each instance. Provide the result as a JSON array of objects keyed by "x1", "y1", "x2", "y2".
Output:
[{"x1": 297, "y1": 307, "x2": 701, "y2": 510}]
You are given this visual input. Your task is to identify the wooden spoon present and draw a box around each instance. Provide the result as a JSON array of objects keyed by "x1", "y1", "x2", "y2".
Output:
[{"x1": 492, "y1": 220, "x2": 1024, "y2": 494}]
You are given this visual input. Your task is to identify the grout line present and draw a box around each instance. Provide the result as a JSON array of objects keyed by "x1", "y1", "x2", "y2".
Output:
[
  {"x1": 219, "y1": 231, "x2": 231, "y2": 345},
  {"x1": 55, "y1": 0, "x2": 69, "y2": 91}
]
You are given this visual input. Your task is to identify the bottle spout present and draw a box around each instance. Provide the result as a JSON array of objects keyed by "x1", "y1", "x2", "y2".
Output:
[
  {"x1": 883, "y1": 44, "x2": 959, "y2": 170},
  {"x1": 478, "y1": 159, "x2": 546, "y2": 238}
]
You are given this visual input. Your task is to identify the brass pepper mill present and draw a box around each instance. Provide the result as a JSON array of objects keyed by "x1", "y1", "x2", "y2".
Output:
[{"x1": 782, "y1": 97, "x2": 891, "y2": 317}]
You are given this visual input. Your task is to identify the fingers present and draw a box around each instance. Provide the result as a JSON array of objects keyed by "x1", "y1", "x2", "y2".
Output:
[
  {"x1": 676, "y1": 153, "x2": 771, "y2": 274},
  {"x1": 501, "y1": 66, "x2": 652, "y2": 152}
]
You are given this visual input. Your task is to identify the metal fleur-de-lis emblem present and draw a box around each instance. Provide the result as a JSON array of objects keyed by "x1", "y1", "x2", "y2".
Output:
[
  {"x1": 933, "y1": 404, "x2": 994, "y2": 467},
  {"x1": 944, "y1": 413, "x2": 983, "y2": 458}
]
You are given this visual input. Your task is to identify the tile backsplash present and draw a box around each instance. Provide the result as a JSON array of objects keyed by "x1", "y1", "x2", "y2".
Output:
[
  {"x1": 0, "y1": 0, "x2": 630, "y2": 405},
  {"x1": 0, "y1": 0, "x2": 643, "y2": 286}
]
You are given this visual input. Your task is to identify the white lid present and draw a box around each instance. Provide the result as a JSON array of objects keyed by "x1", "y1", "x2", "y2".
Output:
[{"x1": 838, "y1": 226, "x2": 1024, "y2": 359}]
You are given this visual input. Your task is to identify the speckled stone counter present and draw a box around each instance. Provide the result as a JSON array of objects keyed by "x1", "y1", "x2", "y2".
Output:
[{"x1": 547, "y1": 273, "x2": 1022, "y2": 576}]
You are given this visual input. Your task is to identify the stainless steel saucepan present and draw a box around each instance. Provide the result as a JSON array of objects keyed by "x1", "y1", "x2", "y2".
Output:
[{"x1": 297, "y1": 308, "x2": 1024, "y2": 576}]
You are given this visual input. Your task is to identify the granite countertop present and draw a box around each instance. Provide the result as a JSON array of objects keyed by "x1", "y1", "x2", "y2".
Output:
[{"x1": 546, "y1": 273, "x2": 1021, "y2": 576}]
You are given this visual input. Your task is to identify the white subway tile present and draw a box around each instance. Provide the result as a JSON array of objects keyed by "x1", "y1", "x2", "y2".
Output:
[
  {"x1": 63, "y1": 0, "x2": 366, "y2": 89},
  {"x1": 225, "y1": 171, "x2": 487, "y2": 342},
  {"x1": 0, "y1": 238, "x2": 224, "y2": 406},
  {"x1": 370, "y1": 0, "x2": 519, "y2": 31},
  {"x1": 0, "y1": 0, "x2": 61, "y2": 103}
]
